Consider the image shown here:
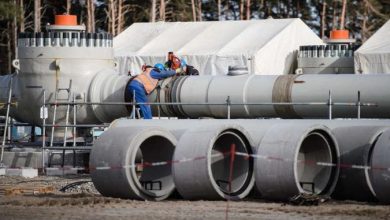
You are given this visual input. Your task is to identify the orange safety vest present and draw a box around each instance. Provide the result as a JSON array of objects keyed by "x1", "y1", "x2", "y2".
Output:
[{"x1": 134, "y1": 68, "x2": 158, "y2": 94}]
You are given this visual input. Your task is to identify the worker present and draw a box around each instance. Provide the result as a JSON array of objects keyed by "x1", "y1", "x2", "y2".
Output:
[
  {"x1": 128, "y1": 63, "x2": 176, "y2": 119},
  {"x1": 165, "y1": 52, "x2": 182, "y2": 70},
  {"x1": 165, "y1": 52, "x2": 199, "y2": 75}
]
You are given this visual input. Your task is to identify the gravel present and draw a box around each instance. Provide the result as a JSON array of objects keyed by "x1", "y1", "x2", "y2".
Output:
[{"x1": 0, "y1": 175, "x2": 389, "y2": 220}]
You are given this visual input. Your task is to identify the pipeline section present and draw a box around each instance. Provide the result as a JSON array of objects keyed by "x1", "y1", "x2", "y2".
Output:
[
  {"x1": 7, "y1": 62, "x2": 390, "y2": 124},
  {"x1": 8, "y1": 28, "x2": 390, "y2": 126},
  {"x1": 146, "y1": 74, "x2": 390, "y2": 119}
]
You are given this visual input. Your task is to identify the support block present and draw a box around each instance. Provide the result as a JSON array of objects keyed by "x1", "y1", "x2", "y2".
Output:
[
  {"x1": 0, "y1": 167, "x2": 6, "y2": 176},
  {"x1": 6, "y1": 168, "x2": 38, "y2": 178}
]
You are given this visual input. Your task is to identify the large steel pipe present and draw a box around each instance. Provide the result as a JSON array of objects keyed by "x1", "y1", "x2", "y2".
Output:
[
  {"x1": 150, "y1": 74, "x2": 390, "y2": 119},
  {"x1": 89, "y1": 71, "x2": 129, "y2": 122},
  {"x1": 90, "y1": 126, "x2": 177, "y2": 200},
  {"x1": 255, "y1": 122, "x2": 339, "y2": 201},
  {"x1": 368, "y1": 128, "x2": 390, "y2": 204},
  {"x1": 330, "y1": 125, "x2": 388, "y2": 201}
]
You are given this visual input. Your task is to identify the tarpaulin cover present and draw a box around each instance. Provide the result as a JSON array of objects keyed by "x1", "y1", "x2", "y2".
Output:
[
  {"x1": 114, "y1": 18, "x2": 323, "y2": 75},
  {"x1": 355, "y1": 20, "x2": 390, "y2": 74}
]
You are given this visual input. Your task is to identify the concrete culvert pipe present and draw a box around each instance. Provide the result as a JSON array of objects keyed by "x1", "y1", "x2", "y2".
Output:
[
  {"x1": 330, "y1": 126, "x2": 388, "y2": 202},
  {"x1": 368, "y1": 128, "x2": 390, "y2": 204},
  {"x1": 255, "y1": 123, "x2": 339, "y2": 201},
  {"x1": 90, "y1": 126, "x2": 177, "y2": 200},
  {"x1": 108, "y1": 119, "x2": 390, "y2": 201},
  {"x1": 173, "y1": 125, "x2": 254, "y2": 200},
  {"x1": 297, "y1": 131, "x2": 334, "y2": 194}
]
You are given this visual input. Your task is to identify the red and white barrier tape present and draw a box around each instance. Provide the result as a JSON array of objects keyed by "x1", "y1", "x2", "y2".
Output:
[{"x1": 5, "y1": 150, "x2": 390, "y2": 172}]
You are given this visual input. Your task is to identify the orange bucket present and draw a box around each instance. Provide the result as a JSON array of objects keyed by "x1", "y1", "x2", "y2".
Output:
[
  {"x1": 330, "y1": 30, "x2": 349, "y2": 39},
  {"x1": 55, "y1": 15, "x2": 77, "y2": 26}
]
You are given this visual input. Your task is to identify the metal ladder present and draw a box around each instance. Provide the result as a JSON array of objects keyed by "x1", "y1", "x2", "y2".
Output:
[
  {"x1": 0, "y1": 75, "x2": 14, "y2": 166},
  {"x1": 47, "y1": 80, "x2": 77, "y2": 168}
]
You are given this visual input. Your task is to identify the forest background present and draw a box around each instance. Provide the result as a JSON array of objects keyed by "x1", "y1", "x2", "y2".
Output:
[{"x1": 0, "y1": 0, "x2": 389, "y2": 74}]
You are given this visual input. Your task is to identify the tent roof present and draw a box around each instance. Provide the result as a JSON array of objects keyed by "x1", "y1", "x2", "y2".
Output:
[
  {"x1": 354, "y1": 20, "x2": 390, "y2": 74},
  {"x1": 115, "y1": 18, "x2": 300, "y2": 57},
  {"x1": 356, "y1": 20, "x2": 390, "y2": 55},
  {"x1": 114, "y1": 18, "x2": 323, "y2": 75}
]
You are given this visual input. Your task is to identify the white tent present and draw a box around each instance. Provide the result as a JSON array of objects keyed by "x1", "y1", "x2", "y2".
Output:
[
  {"x1": 114, "y1": 18, "x2": 323, "y2": 75},
  {"x1": 355, "y1": 20, "x2": 390, "y2": 74}
]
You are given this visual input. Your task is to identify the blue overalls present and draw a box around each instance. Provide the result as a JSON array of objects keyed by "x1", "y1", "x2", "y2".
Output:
[{"x1": 128, "y1": 69, "x2": 176, "y2": 119}]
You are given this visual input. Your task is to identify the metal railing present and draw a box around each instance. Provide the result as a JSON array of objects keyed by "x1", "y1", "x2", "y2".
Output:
[
  {"x1": 0, "y1": 88, "x2": 378, "y2": 172},
  {"x1": 44, "y1": 90, "x2": 376, "y2": 120},
  {"x1": 40, "y1": 89, "x2": 112, "y2": 172}
]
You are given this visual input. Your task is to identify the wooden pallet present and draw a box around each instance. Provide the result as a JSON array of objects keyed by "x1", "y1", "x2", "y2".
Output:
[{"x1": 0, "y1": 184, "x2": 55, "y2": 196}]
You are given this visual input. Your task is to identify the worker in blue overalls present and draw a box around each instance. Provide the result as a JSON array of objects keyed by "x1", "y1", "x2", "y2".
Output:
[{"x1": 128, "y1": 63, "x2": 176, "y2": 119}]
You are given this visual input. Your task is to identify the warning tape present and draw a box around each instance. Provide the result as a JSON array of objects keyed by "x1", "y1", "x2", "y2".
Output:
[{"x1": 4, "y1": 150, "x2": 390, "y2": 172}]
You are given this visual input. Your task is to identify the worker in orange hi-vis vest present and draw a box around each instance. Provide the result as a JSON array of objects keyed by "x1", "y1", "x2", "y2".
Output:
[{"x1": 128, "y1": 63, "x2": 177, "y2": 119}]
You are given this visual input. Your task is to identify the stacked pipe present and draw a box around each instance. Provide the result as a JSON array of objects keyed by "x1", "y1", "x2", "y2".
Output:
[{"x1": 90, "y1": 119, "x2": 390, "y2": 204}]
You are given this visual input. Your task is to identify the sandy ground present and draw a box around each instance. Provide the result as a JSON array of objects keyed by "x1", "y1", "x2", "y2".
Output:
[{"x1": 0, "y1": 175, "x2": 389, "y2": 220}]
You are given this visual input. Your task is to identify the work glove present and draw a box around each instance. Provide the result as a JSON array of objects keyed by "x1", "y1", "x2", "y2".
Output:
[{"x1": 175, "y1": 68, "x2": 183, "y2": 75}]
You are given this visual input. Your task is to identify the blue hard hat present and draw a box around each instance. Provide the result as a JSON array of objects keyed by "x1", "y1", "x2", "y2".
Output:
[
  {"x1": 180, "y1": 59, "x2": 187, "y2": 67},
  {"x1": 154, "y1": 63, "x2": 165, "y2": 71}
]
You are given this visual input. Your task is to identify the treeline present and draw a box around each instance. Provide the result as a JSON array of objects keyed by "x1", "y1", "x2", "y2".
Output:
[{"x1": 0, "y1": 0, "x2": 389, "y2": 74}]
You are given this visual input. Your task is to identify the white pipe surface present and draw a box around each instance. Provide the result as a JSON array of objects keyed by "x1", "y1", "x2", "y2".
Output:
[{"x1": 148, "y1": 74, "x2": 390, "y2": 119}]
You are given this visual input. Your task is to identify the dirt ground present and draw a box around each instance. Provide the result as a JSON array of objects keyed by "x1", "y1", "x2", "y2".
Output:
[{"x1": 0, "y1": 175, "x2": 389, "y2": 220}]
